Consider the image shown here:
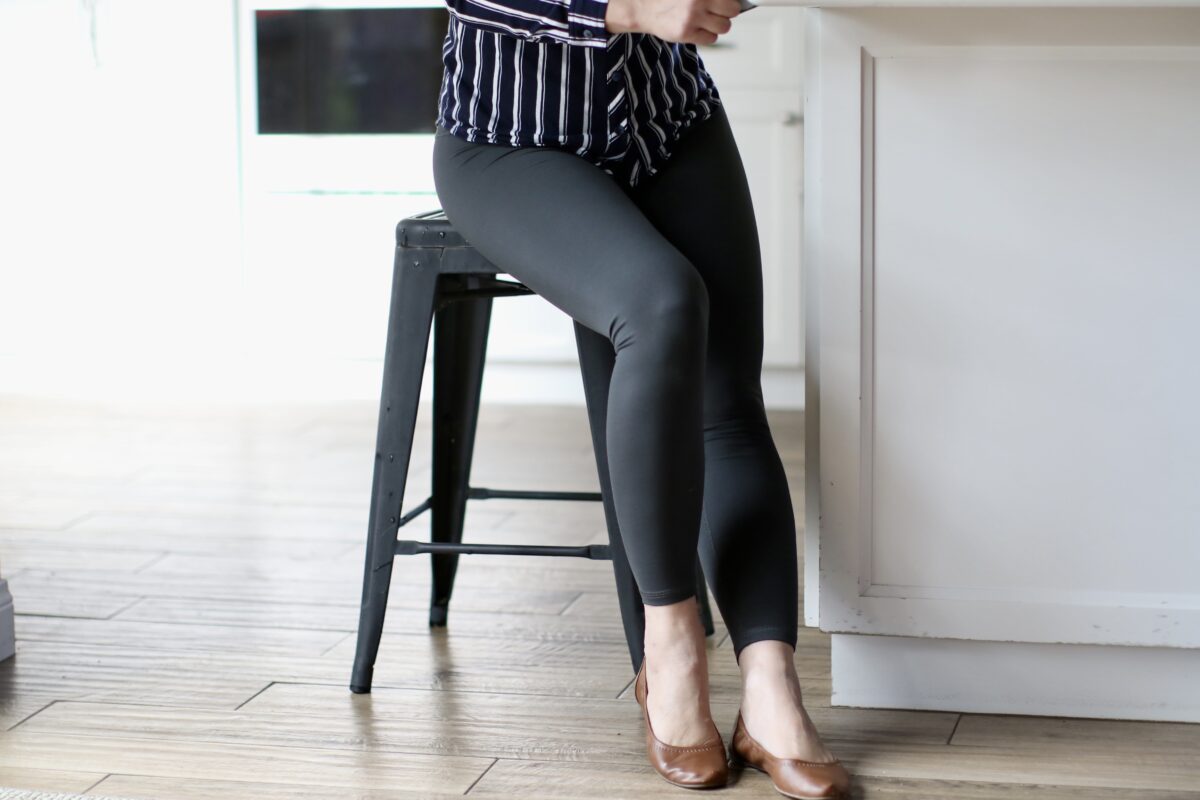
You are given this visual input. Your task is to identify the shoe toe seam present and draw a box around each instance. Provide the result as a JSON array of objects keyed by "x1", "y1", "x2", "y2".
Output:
[{"x1": 650, "y1": 739, "x2": 726, "y2": 753}]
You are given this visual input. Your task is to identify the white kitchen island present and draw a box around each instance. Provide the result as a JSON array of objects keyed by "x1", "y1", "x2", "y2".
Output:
[{"x1": 773, "y1": 2, "x2": 1200, "y2": 721}]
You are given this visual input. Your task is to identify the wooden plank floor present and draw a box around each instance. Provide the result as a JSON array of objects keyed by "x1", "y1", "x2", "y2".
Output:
[{"x1": 1, "y1": 396, "x2": 1198, "y2": 799}]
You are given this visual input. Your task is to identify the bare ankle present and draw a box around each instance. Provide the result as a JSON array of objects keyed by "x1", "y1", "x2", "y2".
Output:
[
  {"x1": 645, "y1": 596, "x2": 706, "y2": 642},
  {"x1": 644, "y1": 594, "x2": 701, "y2": 626},
  {"x1": 737, "y1": 639, "x2": 794, "y2": 667}
]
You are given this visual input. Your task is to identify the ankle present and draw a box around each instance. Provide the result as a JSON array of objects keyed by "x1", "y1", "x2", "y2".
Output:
[
  {"x1": 644, "y1": 595, "x2": 701, "y2": 628},
  {"x1": 740, "y1": 667, "x2": 802, "y2": 706},
  {"x1": 646, "y1": 648, "x2": 705, "y2": 677},
  {"x1": 737, "y1": 641, "x2": 797, "y2": 683},
  {"x1": 645, "y1": 598, "x2": 706, "y2": 645},
  {"x1": 742, "y1": 661, "x2": 793, "y2": 685},
  {"x1": 644, "y1": 629, "x2": 706, "y2": 664}
]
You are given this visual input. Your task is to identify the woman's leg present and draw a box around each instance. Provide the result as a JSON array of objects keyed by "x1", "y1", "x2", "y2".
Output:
[
  {"x1": 432, "y1": 126, "x2": 709, "y2": 607},
  {"x1": 433, "y1": 126, "x2": 724, "y2": 748},
  {"x1": 630, "y1": 102, "x2": 798, "y2": 660},
  {"x1": 628, "y1": 103, "x2": 835, "y2": 761}
]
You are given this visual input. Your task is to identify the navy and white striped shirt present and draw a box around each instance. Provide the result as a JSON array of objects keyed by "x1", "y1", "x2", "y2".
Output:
[{"x1": 435, "y1": 0, "x2": 724, "y2": 189}]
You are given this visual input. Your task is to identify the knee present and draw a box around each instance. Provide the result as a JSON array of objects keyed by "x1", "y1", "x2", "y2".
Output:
[
  {"x1": 648, "y1": 278, "x2": 710, "y2": 354},
  {"x1": 610, "y1": 261, "x2": 709, "y2": 358}
]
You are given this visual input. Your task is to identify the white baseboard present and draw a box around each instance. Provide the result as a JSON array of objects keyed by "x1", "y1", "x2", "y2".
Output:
[
  {"x1": 0, "y1": 354, "x2": 804, "y2": 410},
  {"x1": 0, "y1": 578, "x2": 13, "y2": 662},
  {"x1": 472, "y1": 362, "x2": 804, "y2": 409},
  {"x1": 831, "y1": 633, "x2": 1200, "y2": 723}
]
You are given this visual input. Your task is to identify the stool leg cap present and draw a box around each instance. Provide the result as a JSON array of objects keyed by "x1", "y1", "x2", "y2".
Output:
[{"x1": 350, "y1": 666, "x2": 374, "y2": 694}]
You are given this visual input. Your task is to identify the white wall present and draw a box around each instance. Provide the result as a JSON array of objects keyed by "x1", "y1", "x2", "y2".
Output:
[
  {"x1": 0, "y1": 0, "x2": 245, "y2": 402},
  {"x1": 0, "y1": 0, "x2": 803, "y2": 407}
]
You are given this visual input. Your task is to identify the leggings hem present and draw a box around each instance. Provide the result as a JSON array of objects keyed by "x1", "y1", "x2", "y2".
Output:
[
  {"x1": 731, "y1": 625, "x2": 799, "y2": 664},
  {"x1": 640, "y1": 586, "x2": 698, "y2": 606}
]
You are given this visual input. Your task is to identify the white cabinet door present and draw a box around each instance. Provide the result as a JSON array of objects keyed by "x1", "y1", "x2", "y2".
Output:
[
  {"x1": 712, "y1": 88, "x2": 804, "y2": 369},
  {"x1": 700, "y1": 7, "x2": 806, "y2": 369}
]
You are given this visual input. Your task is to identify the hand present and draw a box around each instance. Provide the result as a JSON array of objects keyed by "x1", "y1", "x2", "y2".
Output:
[{"x1": 605, "y1": 0, "x2": 741, "y2": 46}]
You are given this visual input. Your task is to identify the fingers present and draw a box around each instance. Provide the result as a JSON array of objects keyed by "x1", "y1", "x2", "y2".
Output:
[
  {"x1": 707, "y1": 0, "x2": 743, "y2": 19},
  {"x1": 684, "y1": 28, "x2": 719, "y2": 46},
  {"x1": 660, "y1": 0, "x2": 741, "y2": 46},
  {"x1": 696, "y1": 9, "x2": 734, "y2": 37},
  {"x1": 687, "y1": 0, "x2": 740, "y2": 44}
]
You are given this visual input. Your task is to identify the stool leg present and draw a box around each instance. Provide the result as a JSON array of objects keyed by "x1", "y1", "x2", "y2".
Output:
[
  {"x1": 350, "y1": 249, "x2": 439, "y2": 694},
  {"x1": 695, "y1": 551, "x2": 715, "y2": 637},
  {"x1": 429, "y1": 295, "x2": 493, "y2": 627}
]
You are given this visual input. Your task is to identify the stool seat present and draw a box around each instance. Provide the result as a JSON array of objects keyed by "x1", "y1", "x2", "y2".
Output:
[
  {"x1": 396, "y1": 209, "x2": 470, "y2": 251},
  {"x1": 349, "y1": 208, "x2": 715, "y2": 694}
]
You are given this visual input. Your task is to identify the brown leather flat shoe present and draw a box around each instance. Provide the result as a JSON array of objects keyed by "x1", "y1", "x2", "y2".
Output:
[
  {"x1": 633, "y1": 657, "x2": 729, "y2": 789},
  {"x1": 729, "y1": 710, "x2": 851, "y2": 800}
]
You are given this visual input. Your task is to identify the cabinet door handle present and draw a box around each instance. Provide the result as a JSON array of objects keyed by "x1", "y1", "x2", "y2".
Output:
[{"x1": 783, "y1": 110, "x2": 803, "y2": 126}]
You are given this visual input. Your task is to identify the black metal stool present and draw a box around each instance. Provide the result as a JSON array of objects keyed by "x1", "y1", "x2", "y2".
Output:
[{"x1": 349, "y1": 209, "x2": 715, "y2": 694}]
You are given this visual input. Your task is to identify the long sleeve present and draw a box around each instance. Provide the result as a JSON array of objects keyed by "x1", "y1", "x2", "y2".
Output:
[{"x1": 445, "y1": 0, "x2": 611, "y2": 49}]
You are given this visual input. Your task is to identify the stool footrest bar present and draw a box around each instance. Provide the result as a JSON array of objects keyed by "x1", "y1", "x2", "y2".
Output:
[
  {"x1": 438, "y1": 286, "x2": 533, "y2": 306},
  {"x1": 395, "y1": 539, "x2": 611, "y2": 559},
  {"x1": 394, "y1": 488, "x2": 604, "y2": 530},
  {"x1": 467, "y1": 487, "x2": 603, "y2": 502}
]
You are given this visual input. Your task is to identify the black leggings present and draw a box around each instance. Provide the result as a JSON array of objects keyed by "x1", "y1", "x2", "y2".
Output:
[{"x1": 431, "y1": 103, "x2": 798, "y2": 662}]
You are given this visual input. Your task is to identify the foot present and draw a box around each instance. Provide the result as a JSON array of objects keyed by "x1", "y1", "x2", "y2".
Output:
[
  {"x1": 641, "y1": 595, "x2": 720, "y2": 747},
  {"x1": 737, "y1": 640, "x2": 837, "y2": 763}
]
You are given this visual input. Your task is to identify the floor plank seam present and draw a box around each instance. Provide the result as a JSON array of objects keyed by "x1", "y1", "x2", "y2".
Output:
[
  {"x1": 462, "y1": 758, "x2": 499, "y2": 795},
  {"x1": 233, "y1": 681, "x2": 277, "y2": 711},
  {"x1": 4, "y1": 728, "x2": 529, "y2": 761},
  {"x1": 317, "y1": 631, "x2": 354, "y2": 657},
  {"x1": 103, "y1": 597, "x2": 146, "y2": 621},
  {"x1": 266, "y1": 680, "x2": 653, "y2": 702},
  {"x1": 945, "y1": 713, "x2": 963, "y2": 745},
  {"x1": 80, "y1": 774, "x2": 114, "y2": 795},
  {"x1": 5, "y1": 699, "x2": 60, "y2": 732},
  {"x1": 556, "y1": 592, "x2": 586, "y2": 616}
]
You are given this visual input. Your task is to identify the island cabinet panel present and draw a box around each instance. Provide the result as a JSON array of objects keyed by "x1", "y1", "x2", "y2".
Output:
[{"x1": 801, "y1": 6, "x2": 1200, "y2": 721}]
